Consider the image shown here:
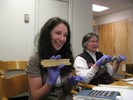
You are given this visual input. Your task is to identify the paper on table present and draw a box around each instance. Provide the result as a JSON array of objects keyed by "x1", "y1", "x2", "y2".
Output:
[
  {"x1": 93, "y1": 85, "x2": 133, "y2": 100},
  {"x1": 98, "y1": 84, "x2": 133, "y2": 89},
  {"x1": 127, "y1": 81, "x2": 133, "y2": 85},
  {"x1": 121, "y1": 77, "x2": 133, "y2": 85},
  {"x1": 120, "y1": 92, "x2": 133, "y2": 100},
  {"x1": 121, "y1": 78, "x2": 133, "y2": 82}
]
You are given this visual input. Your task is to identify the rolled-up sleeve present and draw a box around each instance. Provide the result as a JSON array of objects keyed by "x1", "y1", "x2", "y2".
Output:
[{"x1": 26, "y1": 53, "x2": 41, "y2": 77}]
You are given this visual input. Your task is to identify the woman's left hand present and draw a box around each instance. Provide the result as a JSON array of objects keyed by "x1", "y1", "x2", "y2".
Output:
[
  {"x1": 116, "y1": 55, "x2": 126, "y2": 63},
  {"x1": 46, "y1": 55, "x2": 64, "y2": 85}
]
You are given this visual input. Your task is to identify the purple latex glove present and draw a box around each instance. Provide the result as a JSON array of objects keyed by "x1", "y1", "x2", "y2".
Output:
[
  {"x1": 46, "y1": 55, "x2": 64, "y2": 86},
  {"x1": 67, "y1": 76, "x2": 85, "y2": 86},
  {"x1": 116, "y1": 55, "x2": 126, "y2": 63},
  {"x1": 96, "y1": 55, "x2": 112, "y2": 66}
]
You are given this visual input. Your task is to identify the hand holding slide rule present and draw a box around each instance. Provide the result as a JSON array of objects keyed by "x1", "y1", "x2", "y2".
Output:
[{"x1": 41, "y1": 59, "x2": 71, "y2": 67}]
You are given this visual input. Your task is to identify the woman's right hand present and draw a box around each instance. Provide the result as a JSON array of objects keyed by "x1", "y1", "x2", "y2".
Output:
[
  {"x1": 46, "y1": 55, "x2": 64, "y2": 86},
  {"x1": 95, "y1": 55, "x2": 112, "y2": 67}
]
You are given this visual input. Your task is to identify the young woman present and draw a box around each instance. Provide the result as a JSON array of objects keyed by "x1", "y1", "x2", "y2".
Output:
[
  {"x1": 74, "y1": 32, "x2": 126, "y2": 85},
  {"x1": 26, "y1": 17, "x2": 83, "y2": 100}
]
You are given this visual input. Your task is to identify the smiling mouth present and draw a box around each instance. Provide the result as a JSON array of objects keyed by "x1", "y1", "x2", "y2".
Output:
[{"x1": 55, "y1": 43, "x2": 63, "y2": 47}]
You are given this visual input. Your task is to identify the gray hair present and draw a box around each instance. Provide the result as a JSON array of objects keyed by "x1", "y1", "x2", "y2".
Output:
[{"x1": 82, "y1": 32, "x2": 99, "y2": 49}]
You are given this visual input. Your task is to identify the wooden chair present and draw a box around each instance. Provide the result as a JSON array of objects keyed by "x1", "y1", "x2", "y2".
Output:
[
  {"x1": 0, "y1": 61, "x2": 3, "y2": 75},
  {"x1": 0, "y1": 61, "x2": 4, "y2": 98},
  {"x1": 124, "y1": 63, "x2": 133, "y2": 78},
  {"x1": 0, "y1": 61, "x2": 29, "y2": 100}
]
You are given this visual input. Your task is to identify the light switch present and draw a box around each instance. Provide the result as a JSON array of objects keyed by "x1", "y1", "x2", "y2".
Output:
[{"x1": 24, "y1": 14, "x2": 29, "y2": 23}]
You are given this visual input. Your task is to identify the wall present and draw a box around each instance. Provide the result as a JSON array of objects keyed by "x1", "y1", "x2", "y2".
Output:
[
  {"x1": 0, "y1": 0, "x2": 93, "y2": 60},
  {"x1": 0, "y1": 0, "x2": 35, "y2": 60},
  {"x1": 95, "y1": 8, "x2": 133, "y2": 62},
  {"x1": 34, "y1": 0, "x2": 70, "y2": 52},
  {"x1": 71, "y1": 0, "x2": 93, "y2": 57},
  {"x1": 95, "y1": 8, "x2": 133, "y2": 25}
]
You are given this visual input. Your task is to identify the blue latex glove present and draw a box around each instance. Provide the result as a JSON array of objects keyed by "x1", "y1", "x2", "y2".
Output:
[
  {"x1": 67, "y1": 76, "x2": 84, "y2": 86},
  {"x1": 96, "y1": 55, "x2": 112, "y2": 66},
  {"x1": 116, "y1": 55, "x2": 126, "y2": 63},
  {"x1": 46, "y1": 55, "x2": 64, "y2": 85}
]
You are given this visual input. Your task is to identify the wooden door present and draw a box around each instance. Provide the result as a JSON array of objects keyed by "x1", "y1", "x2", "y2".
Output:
[
  {"x1": 98, "y1": 23, "x2": 113, "y2": 56},
  {"x1": 98, "y1": 19, "x2": 132, "y2": 75},
  {"x1": 113, "y1": 20, "x2": 131, "y2": 74}
]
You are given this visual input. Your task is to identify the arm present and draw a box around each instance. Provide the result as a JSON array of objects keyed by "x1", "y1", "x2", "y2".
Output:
[
  {"x1": 111, "y1": 55, "x2": 126, "y2": 73},
  {"x1": 74, "y1": 56, "x2": 98, "y2": 83},
  {"x1": 27, "y1": 54, "x2": 64, "y2": 100},
  {"x1": 26, "y1": 53, "x2": 51, "y2": 99},
  {"x1": 74, "y1": 55, "x2": 113, "y2": 83},
  {"x1": 111, "y1": 62, "x2": 120, "y2": 73},
  {"x1": 28, "y1": 76, "x2": 52, "y2": 100},
  {"x1": 105, "y1": 55, "x2": 126, "y2": 76},
  {"x1": 28, "y1": 65, "x2": 64, "y2": 99}
]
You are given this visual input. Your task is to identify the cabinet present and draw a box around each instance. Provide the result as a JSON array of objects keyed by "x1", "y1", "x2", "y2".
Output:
[{"x1": 98, "y1": 19, "x2": 132, "y2": 75}]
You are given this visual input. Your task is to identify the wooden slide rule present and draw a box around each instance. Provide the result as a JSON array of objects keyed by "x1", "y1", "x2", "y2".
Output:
[{"x1": 41, "y1": 59, "x2": 71, "y2": 67}]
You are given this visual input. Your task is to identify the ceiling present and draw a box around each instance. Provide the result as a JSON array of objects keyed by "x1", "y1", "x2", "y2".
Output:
[{"x1": 93, "y1": 0, "x2": 133, "y2": 18}]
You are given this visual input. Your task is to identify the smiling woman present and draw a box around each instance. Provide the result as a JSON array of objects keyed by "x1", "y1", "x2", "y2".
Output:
[{"x1": 26, "y1": 17, "x2": 83, "y2": 100}]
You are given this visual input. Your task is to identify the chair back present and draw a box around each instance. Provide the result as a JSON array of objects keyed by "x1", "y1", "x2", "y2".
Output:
[
  {"x1": 0, "y1": 61, "x2": 29, "y2": 99},
  {"x1": 0, "y1": 61, "x2": 4, "y2": 98},
  {"x1": 0, "y1": 61, "x2": 3, "y2": 75},
  {"x1": 2, "y1": 61, "x2": 27, "y2": 70}
]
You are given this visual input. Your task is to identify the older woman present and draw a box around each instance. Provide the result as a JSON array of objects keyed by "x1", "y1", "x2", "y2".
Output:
[{"x1": 74, "y1": 32, "x2": 126, "y2": 85}]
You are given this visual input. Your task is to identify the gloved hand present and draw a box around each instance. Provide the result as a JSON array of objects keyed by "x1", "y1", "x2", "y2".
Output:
[
  {"x1": 67, "y1": 76, "x2": 85, "y2": 86},
  {"x1": 96, "y1": 55, "x2": 112, "y2": 66},
  {"x1": 46, "y1": 55, "x2": 64, "y2": 86},
  {"x1": 116, "y1": 55, "x2": 126, "y2": 63}
]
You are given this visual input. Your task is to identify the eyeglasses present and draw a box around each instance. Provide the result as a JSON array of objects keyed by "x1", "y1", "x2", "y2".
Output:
[{"x1": 88, "y1": 40, "x2": 98, "y2": 44}]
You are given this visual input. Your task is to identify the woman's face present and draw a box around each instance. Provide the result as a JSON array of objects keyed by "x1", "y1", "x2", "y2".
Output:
[
  {"x1": 86, "y1": 36, "x2": 99, "y2": 53},
  {"x1": 50, "y1": 23, "x2": 68, "y2": 51}
]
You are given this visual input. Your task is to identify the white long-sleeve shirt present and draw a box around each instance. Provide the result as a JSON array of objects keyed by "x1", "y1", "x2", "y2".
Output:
[{"x1": 74, "y1": 51, "x2": 114, "y2": 83}]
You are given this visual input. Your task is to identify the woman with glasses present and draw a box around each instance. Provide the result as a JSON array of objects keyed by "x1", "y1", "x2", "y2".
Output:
[{"x1": 74, "y1": 32, "x2": 126, "y2": 85}]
